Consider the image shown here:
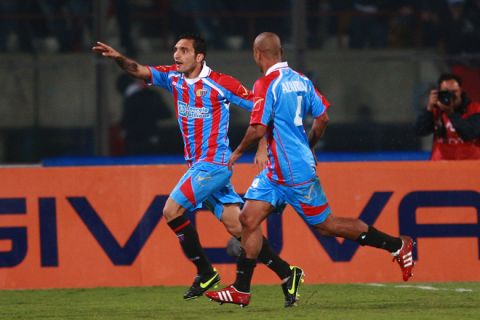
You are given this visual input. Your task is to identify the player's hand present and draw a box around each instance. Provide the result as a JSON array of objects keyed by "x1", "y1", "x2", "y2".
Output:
[
  {"x1": 254, "y1": 146, "x2": 268, "y2": 172},
  {"x1": 253, "y1": 136, "x2": 268, "y2": 171},
  {"x1": 254, "y1": 152, "x2": 268, "y2": 172},
  {"x1": 228, "y1": 150, "x2": 242, "y2": 170},
  {"x1": 92, "y1": 41, "x2": 121, "y2": 59}
]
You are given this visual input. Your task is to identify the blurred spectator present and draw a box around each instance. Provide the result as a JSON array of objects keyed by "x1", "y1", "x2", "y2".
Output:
[
  {"x1": 305, "y1": 0, "x2": 329, "y2": 48},
  {"x1": 416, "y1": 0, "x2": 447, "y2": 48},
  {"x1": 0, "y1": 0, "x2": 35, "y2": 52},
  {"x1": 169, "y1": 0, "x2": 226, "y2": 49},
  {"x1": 36, "y1": 0, "x2": 135, "y2": 53},
  {"x1": 116, "y1": 74, "x2": 172, "y2": 155},
  {"x1": 325, "y1": 0, "x2": 352, "y2": 48},
  {"x1": 253, "y1": 0, "x2": 290, "y2": 44},
  {"x1": 415, "y1": 73, "x2": 480, "y2": 160},
  {"x1": 388, "y1": 0, "x2": 416, "y2": 47},
  {"x1": 37, "y1": 0, "x2": 92, "y2": 52},
  {"x1": 112, "y1": 0, "x2": 136, "y2": 56},
  {"x1": 348, "y1": 0, "x2": 391, "y2": 48},
  {"x1": 441, "y1": 0, "x2": 480, "y2": 55},
  {"x1": 442, "y1": 0, "x2": 480, "y2": 102}
]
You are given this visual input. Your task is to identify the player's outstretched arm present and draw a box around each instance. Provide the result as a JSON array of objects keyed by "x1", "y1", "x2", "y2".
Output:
[{"x1": 92, "y1": 41, "x2": 150, "y2": 80}]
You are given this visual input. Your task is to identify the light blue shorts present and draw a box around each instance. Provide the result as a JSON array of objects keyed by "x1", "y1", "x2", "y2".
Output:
[
  {"x1": 170, "y1": 162, "x2": 243, "y2": 220},
  {"x1": 244, "y1": 169, "x2": 331, "y2": 226}
]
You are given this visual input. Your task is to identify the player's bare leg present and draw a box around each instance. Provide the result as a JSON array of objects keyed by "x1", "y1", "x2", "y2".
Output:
[
  {"x1": 207, "y1": 200, "x2": 304, "y2": 307},
  {"x1": 314, "y1": 214, "x2": 415, "y2": 281},
  {"x1": 206, "y1": 201, "x2": 268, "y2": 307},
  {"x1": 220, "y1": 204, "x2": 243, "y2": 237},
  {"x1": 313, "y1": 214, "x2": 368, "y2": 239},
  {"x1": 222, "y1": 203, "x2": 297, "y2": 291},
  {"x1": 238, "y1": 200, "x2": 272, "y2": 259}
]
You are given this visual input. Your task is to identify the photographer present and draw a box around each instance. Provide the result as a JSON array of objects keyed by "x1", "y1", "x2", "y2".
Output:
[{"x1": 416, "y1": 73, "x2": 480, "y2": 160}]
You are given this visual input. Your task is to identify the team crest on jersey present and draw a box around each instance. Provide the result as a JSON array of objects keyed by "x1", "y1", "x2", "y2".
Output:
[{"x1": 196, "y1": 89, "x2": 208, "y2": 97}]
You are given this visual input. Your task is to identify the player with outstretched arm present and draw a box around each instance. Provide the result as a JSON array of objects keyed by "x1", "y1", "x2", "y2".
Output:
[{"x1": 92, "y1": 33, "x2": 302, "y2": 306}]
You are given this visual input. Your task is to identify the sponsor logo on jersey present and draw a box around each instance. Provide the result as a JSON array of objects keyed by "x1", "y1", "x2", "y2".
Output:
[{"x1": 178, "y1": 101, "x2": 211, "y2": 119}]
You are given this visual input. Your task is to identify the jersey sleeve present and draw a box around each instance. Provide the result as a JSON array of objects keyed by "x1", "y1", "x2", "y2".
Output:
[
  {"x1": 250, "y1": 78, "x2": 275, "y2": 126},
  {"x1": 308, "y1": 81, "x2": 330, "y2": 118},
  {"x1": 145, "y1": 65, "x2": 176, "y2": 92},
  {"x1": 213, "y1": 74, "x2": 254, "y2": 111}
]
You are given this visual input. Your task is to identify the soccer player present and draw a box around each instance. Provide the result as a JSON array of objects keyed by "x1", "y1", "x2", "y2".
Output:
[
  {"x1": 206, "y1": 32, "x2": 416, "y2": 307},
  {"x1": 92, "y1": 33, "x2": 300, "y2": 304}
]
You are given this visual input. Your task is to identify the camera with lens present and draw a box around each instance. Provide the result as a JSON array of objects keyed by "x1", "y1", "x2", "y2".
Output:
[{"x1": 437, "y1": 90, "x2": 454, "y2": 105}]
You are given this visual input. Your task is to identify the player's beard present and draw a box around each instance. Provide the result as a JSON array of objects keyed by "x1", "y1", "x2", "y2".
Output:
[{"x1": 182, "y1": 63, "x2": 202, "y2": 78}]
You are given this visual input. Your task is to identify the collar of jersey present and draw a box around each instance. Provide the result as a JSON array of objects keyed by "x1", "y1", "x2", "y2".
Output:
[
  {"x1": 266, "y1": 61, "x2": 289, "y2": 76},
  {"x1": 184, "y1": 63, "x2": 211, "y2": 85}
]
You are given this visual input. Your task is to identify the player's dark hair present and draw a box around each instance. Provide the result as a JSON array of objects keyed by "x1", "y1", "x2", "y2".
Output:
[
  {"x1": 437, "y1": 73, "x2": 462, "y2": 88},
  {"x1": 177, "y1": 32, "x2": 207, "y2": 59}
]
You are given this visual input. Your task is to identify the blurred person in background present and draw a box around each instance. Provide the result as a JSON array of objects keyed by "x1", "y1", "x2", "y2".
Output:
[
  {"x1": 37, "y1": 0, "x2": 92, "y2": 52},
  {"x1": 0, "y1": 0, "x2": 35, "y2": 52},
  {"x1": 169, "y1": 0, "x2": 225, "y2": 49},
  {"x1": 388, "y1": 0, "x2": 416, "y2": 48},
  {"x1": 445, "y1": 0, "x2": 480, "y2": 102},
  {"x1": 116, "y1": 74, "x2": 172, "y2": 155},
  {"x1": 416, "y1": 0, "x2": 446, "y2": 48},
  {"x1": 37, "y1": 0, "x2": 135, "y2": 53},
  {"x1": 112, "y1": 0, "x2": 136, "y2": 56},
  {"x1": 415, "y1": 73, "x2": 480, "y2": 160},
  {"x1": 93, "y1": 33, "x2": 299, "y2": 305},
  {"x1": 442, "y1": 0, "x2": 480, "y2": 55},
  {"x1": 348, "y1": 0, "x2": 391, "y2": 48}
]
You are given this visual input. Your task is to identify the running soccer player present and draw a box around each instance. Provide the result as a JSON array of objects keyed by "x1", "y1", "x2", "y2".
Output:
[
  {"x1": 92, "y1": 33, "x2": 300, "y2": 304},
  {"x1": 206, "y1": 32, "x2": 416, "y2": 307}
]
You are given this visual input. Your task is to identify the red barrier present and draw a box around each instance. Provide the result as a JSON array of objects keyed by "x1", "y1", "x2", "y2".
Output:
[{"x1": 0, "y1": 161, "x2": 479, "y2": 289}]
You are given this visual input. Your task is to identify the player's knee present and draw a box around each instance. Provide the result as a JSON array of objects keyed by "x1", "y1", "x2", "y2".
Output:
[
  {"x1": 162, "y1": 206, "x2": 173, "y2": 220},
  {"x1": 221, "y1": 205, "x2": 242, "y2": 236},
  {"x1": 239, "y1": 212, "x2": 257, "y2": 232},
  {"x1": 222, "y1": 217, "x2": 242, "y2": 237},
  {"x1": 225, "y1": 223, "x2": 242, "y2": 237},
  {"x1": 163, "y1": 205, "x2": 180, "y2": 222}
]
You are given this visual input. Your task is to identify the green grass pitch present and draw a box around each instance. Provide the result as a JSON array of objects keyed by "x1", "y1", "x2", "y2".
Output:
[{"x1": 1, "y1": 283, "x2": 479, "y2": 320}]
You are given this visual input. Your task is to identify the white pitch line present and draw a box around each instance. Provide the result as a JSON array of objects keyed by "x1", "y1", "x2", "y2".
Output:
[
  {"x1": 361, "y1": 283, "x2": 472, "y2": 292},
  {"x1": 395, "y1": 285, "x2": 439, "y2": 290},
  {"x1": 365, "y1": 283, "x2": 387, "y2": 287}
]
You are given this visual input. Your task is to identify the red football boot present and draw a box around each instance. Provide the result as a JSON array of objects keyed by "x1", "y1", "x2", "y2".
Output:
[
  {"x1": 205, "y1": 285, "x2": 251, "y2": 307},
  {"x1": 392, "y1": 236, "x2": 416, "y2": 281}
]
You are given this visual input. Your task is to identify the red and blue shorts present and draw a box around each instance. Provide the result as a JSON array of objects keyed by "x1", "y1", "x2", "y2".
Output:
[{"x1": 170, "y1": 161, "x2": 243, "y2": 219}]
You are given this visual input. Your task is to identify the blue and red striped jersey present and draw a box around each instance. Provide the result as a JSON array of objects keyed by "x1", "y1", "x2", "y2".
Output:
[
  {"x1": 250, "y1": 62, "x2": 330, "y2": 186},
  {"x1": 147, "y1": 64, "x2": 253, "y2": 165}
]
